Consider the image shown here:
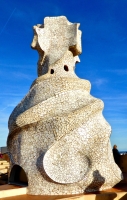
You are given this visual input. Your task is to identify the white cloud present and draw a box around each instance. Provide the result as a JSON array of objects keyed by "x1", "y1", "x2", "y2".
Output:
[
  {"x1": 0, "y1": 63, "x2": 35, "y2": 69},
  {"x1": 109, "y1": 119, "x2": 127, "y2": 124},
  {"x1": 92, "y1": 78, "x2": 108, "y2": 87},
  {"x1": 103, "y1": 95, "x2": 127, "y2": 100},
  {"x1": 0, "y1": 8, "x2": 16, "y2": 35},
  {"x1": 106, "y1": 69, "x2": 127, "y2": 75},
  {"x1": 12, "y1": 72, "x2": 34, "y2": 80},
  {"x1": 0, "y1": 103, "x2": 18, "y2": 112}
]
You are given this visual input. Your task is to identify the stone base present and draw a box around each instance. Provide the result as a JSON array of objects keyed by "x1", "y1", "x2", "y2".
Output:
[{"x1": 0, "y1": 183, "x2": 127, "y2": 200}]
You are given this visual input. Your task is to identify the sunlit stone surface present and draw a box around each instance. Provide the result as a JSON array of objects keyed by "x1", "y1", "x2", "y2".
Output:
[{"x1": 7, "y1": 16, "x2": 122, "y2": 195}]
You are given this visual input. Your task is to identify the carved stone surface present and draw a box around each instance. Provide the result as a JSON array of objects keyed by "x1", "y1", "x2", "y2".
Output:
[{"x1": 7, "y1": 16, "x2": 122, "y2": 195}]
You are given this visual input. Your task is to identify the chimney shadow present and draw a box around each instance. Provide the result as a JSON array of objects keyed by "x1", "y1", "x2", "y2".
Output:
[{"x1": 84, "y1": 170, "x2": 105, "y2": 193}]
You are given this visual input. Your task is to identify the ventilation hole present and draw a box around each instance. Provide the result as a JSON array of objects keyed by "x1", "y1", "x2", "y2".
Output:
[
  {"x1": 64, "y1": 65, "x2": 69, "y2": 71},
  {"x1": 50, "y1": 69, "x2": 54, "y2": 74},
  {"x1": 9, "y1": 165, "x2": 28, "y2": 186}
]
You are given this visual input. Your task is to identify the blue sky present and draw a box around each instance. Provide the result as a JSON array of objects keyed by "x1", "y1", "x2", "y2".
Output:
[{"x1": 0, "y1": 0, "x2": 127, "y2": 150}]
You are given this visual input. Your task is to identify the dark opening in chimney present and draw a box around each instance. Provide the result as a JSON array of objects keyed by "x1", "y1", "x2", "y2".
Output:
[{"x1": 9, "y1": 165, "x2": 28, "y2": 186}]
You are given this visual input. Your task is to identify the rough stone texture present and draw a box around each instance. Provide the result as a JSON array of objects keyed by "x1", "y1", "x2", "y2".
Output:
[{"x1": 7, "y1": 16, "x2": 122, "y2": 195}]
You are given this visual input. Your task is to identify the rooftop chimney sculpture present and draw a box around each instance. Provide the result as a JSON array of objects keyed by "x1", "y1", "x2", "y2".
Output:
[{"x1": 7, "y1": 16, "x2": 122, "y2": 195}]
